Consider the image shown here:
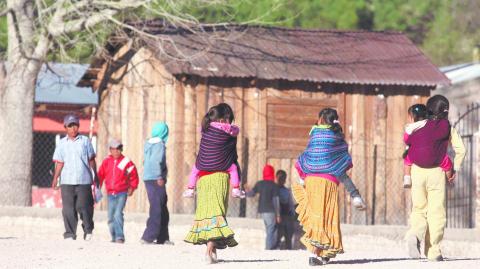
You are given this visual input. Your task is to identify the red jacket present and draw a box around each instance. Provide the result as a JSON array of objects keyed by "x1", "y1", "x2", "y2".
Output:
[{"x1": 98, "y1": 155, "x2": 139, "y2": 195}]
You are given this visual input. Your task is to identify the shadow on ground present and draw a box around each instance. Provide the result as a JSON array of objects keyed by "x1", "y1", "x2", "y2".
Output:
[
  {"x1": 330, "y1": 258, "x2": 414, "y2": 264},
  {"x1": 219, "y1": 259, "x2": 283, "y2": 263},
  {"x1": 331, "y1": 257, "x2": 480, "y2": 265}
]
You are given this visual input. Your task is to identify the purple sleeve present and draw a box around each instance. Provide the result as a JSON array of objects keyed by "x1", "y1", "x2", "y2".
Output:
[
  {"x1": 187, "y1": 164, "x2": 200, "y2": 189},
  {"x1": 227, "y1": 163, "x2": 240, "y2": 188}
]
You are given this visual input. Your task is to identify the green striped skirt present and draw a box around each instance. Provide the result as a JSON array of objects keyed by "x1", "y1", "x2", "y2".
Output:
[{"x1": 184, "y1": 172, "x2": 238, "y2": 248}]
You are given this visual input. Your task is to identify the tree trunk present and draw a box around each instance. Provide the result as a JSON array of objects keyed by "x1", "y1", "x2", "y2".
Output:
[
  {"x1": 0, "y1": 0, "x2": 46, "y2": 205},
  {"x1": 0, "y1": 62, "x2": 41, "y2": 205}
]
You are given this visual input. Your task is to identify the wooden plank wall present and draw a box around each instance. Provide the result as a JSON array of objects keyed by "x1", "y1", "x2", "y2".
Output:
[
  {"x1": 95, "y1": 49, "x2": 431, "y2": 224},
  {"x1": 95, "y1": 48, "x2": 177, "y2": 213}
]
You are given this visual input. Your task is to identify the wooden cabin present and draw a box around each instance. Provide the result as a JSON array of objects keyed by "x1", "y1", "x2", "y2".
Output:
[{"x1": 78, "y1": 22, "x2": 449, "y2": 225}]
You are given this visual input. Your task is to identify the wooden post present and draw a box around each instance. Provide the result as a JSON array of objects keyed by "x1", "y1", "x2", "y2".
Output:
[
  {"x1": 182, "y1": 81, "x2": 197, "y2": 214},
  {"x1": 385, "y1": 94, "x2": 408, "y2": 224},
  {"x1": 244, "y1": 87, "x2": 261, "y2": 218},
  {"x1": 348, "y1": 92, "x2": 368, "y2": 224},
  {"x1": 373, "y1": 94, "x2": 387, "y2": 224}
]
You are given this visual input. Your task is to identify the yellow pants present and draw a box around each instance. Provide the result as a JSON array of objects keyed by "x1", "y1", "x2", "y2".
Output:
[{"x1": 407, "y1": 165, "x2": 446, "y2": 259}]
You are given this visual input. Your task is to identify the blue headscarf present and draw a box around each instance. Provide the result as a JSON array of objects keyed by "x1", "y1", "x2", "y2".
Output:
[{"x1": 151, "y1": 122, "x2": 169, "y2": 142}]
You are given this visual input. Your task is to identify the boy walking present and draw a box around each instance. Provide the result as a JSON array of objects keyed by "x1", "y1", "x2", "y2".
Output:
[
  {"x1": 52, "y1": 114, "x2": 98, "y2": 240},
  {"x1": 276, "y1": 170, "x2": 296, "y2": 250},
  {"x1": 98, "y1": 139, "x2": 139, "y2": 243},
  {"x1": 246, "y1": 164, "x2": 280, "y2": 250}
]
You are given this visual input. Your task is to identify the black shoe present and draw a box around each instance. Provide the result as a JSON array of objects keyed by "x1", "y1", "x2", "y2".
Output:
[
  {"x1": 309, "y1": 257, "x2": 323, "y2": 266},
  {"x1": 429, "y1": 255, "x2": 444, "y2": 262},
  {"x1": 321, "y1": 257, "x2": 330, "y2": 264}
]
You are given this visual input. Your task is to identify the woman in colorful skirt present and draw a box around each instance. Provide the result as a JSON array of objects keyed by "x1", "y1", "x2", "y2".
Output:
[
  {"x1": 184, "y1": 103, "x2": 240, "y2": 264},
  {"x1": 293, "y1": 108, "x2": 352, "y2": 266}
]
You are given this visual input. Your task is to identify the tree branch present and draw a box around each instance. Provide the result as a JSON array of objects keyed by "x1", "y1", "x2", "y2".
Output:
[
  {"x1": 49, "y1": 9, "x2": 118, "y2": 37},
  {"x1": 46, "y1": 0, "x2": 149, "y2": 37},
  {"x1": 0, "y1": 9, "x2": 10, "y2": 17}
]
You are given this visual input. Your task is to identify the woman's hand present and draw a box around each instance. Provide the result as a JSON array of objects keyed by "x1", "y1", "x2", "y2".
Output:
[
  {"x1": 447, "y1": 170, "x2": 456, "y2": 183},
  {"x1": 157, "y1": 178, "x2": 165, "y2": 187}
]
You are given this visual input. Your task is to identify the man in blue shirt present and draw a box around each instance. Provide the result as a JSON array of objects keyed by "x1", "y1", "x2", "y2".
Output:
[{"x1": 51, "y1": 114, "x2": 98, "y2": 240}]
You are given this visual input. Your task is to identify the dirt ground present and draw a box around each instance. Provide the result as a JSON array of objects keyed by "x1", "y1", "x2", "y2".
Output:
[{"x1": 0, "y1": 212, "x2": 479, "y2": 269}]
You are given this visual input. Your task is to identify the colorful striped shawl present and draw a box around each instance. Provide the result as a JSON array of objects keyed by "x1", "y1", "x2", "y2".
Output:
[
  {"x1": 195, "y1": 125, "x2": 238, "y2": 171},
  {"x1": 297, "y1": 126, "x2": 352, "y2": 177}
]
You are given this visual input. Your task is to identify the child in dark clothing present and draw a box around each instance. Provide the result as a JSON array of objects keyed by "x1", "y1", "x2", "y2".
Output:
[
  {"x1": 275, "y1": 170, "x2": 296, "y2": 250},
  {"x1": 246, "y1": 164, "x2": 280, "y2": 250}
]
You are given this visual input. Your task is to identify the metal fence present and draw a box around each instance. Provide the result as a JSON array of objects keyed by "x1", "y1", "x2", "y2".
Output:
[
  {"x1": 447, "y1": 103, "x2": 479, "y2": 228},
  {"x1": 338, "y1": 143, "x2": 408, "y2": 226}
]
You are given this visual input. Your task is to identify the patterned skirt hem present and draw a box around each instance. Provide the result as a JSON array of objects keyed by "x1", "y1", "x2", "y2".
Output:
[
  {"x1": 184, "y1": 232, "x2": 238, "y2": 248},
  {"x1": 292, "y1": 180, "x2": 344, "y2": 257}
]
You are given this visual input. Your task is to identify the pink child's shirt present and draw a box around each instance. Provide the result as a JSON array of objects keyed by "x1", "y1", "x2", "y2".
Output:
[
  {"x1": 187, "y1": 122, "x2": 240, "y2": 189},
  {"x1": 403, "y1": 132, "x2": 452, "y2": 171},
  {"x1": 187, "y1": 163, "x2": 240, "y2": 189}
]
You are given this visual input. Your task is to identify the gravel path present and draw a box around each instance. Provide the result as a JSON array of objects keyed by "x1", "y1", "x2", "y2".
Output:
[{"x1": 0, "y1": 214, "x2": 479, "y2": 269}]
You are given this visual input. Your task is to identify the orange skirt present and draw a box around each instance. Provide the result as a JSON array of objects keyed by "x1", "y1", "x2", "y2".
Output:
[{"x1": 292, "y1": 176, "x2": 343, "y2": 258}]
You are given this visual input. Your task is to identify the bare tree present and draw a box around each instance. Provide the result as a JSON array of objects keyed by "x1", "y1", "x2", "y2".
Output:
[{"x1": 0, "y1": 0, "x2": 240, "y2": 205}]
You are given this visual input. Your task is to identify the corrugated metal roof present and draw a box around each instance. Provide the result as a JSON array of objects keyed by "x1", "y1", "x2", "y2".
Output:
[
  {"x1": 36, "y1": 63, "x2": 98, "y2": 105},
  {"x1": 440, "y1": 62, "x2": 480, "y2": 85},
  {"x1": 79, "y1": 23, "x2": 450, "y2": 88},
  {"x1": 144, "y1": 25, "x2": 449, "y2": 87}
]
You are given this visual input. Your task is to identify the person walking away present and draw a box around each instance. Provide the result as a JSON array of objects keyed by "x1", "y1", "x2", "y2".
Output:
[
  {"x1": 246, "y1": 164, "x2": 281, "y2": 250},
  {"x1": 184, "y1": 103, "x2": 240, "y2": 264},
  {"x1": 141, "y1": 122, "x2": 172, "y2": 245},
  {"x1": 294, "y1": 108, "x2": 351, "y2": 265},
  {"x1": 98, "y1": 139, "x2": 139, "y2": 243},
  {"x1": 402, "y1": 104, "x2": 453, "y2": 188},
  {"x1": 182, "y1": 104, "x2": 245, "y2": 199},
  {"x1": 405, "y1": 95, "x2": 465, "y2": 261},
  {"x1": 51, "y1": 114, "x2": 98, "y2": 241},
  {"x1": 276, "y1": 170, "x2": 296, "y2": 250}
]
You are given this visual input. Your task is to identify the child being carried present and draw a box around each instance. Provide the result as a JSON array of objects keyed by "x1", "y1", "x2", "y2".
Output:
[
  {"x1": 183, "y1": 103, "x2": 245, "y2": 199},
  {"x1": 295, "y1": 108, "x2": 366, "y2": 210},
  {"x1": 402, "y1": 104, "x2": 453, "y2": 188}
]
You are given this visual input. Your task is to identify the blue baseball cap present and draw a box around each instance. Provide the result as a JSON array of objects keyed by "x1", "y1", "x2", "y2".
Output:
[{"x1": 63, "y1": 114, "x2": 80, "y2": 126}]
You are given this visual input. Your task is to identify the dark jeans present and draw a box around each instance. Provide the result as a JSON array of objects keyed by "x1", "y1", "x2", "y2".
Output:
[
  {"x1": 60, "y1": 184, "x2": 94, "y2": 239},
  {"x1": 277, "y1": 215, "x2": 295, "y2": 249},
  {"x1": 141, "y1": 181, "x2": 170, "y2": 243}
]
